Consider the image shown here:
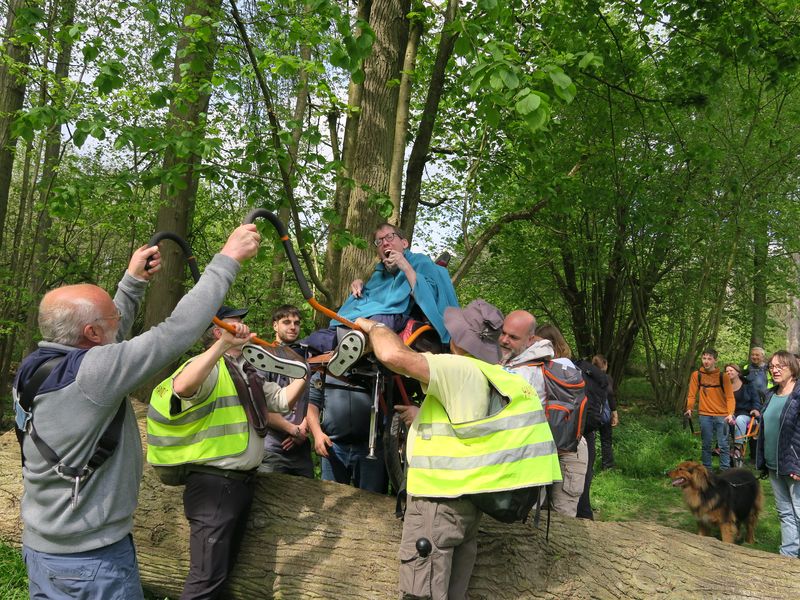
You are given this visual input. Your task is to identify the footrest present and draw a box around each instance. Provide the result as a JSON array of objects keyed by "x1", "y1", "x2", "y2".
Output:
[
  {"x1": 328, "y1": 330, "x2": 366, "y2": 377},
  {"x1": 242, "y1": 344, "x2": 309, "y2": 379}
]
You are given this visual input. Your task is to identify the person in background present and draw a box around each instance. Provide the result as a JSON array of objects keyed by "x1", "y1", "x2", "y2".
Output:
[
  {"x1": 529, "y1": 323, "x2": 588, "y2": 518},
  {"x1": 724, "y1": 363, "x2": 761, "y2": 463},
  {"x1": 259, "y1": 304, "x2": 314, "y2": 478},
  {"x1": 593, "y1": 354, "x2": 619, "y2": 470},
  {"x1": 755, "y1": 350, "x2": 800, "y2": 557},
  {"x1": 684, "y1": 348, "x2": 735, "y2": 471}
]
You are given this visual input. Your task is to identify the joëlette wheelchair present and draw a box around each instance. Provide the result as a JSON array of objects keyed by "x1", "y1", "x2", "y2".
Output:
[{"x1": 150, "y1": 209, "x2": 447, "y2": 494}]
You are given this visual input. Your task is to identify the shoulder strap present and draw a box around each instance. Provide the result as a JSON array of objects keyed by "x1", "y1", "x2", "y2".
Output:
[
  {"x1": 15, "y1": 356, "x2": 64, "y2": 467},
  {"x1": 16, "y1": 355, "x2": 127, "y2": 502}
]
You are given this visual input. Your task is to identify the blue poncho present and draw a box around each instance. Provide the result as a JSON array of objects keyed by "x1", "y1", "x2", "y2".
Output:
[{"x1": 331, "y1": 250, "x2": 459, "y2": 343}]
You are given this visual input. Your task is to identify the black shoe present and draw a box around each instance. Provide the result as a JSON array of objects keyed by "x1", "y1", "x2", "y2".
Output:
[
  {"x1": 328, "y1": 330, "x2": 366, "y2": 376},
  {"x1": 242, "y1": 344, "x2": 308, "y2": 379}
]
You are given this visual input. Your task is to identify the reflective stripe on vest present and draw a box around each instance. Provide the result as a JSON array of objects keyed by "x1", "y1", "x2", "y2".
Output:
[
  {"x1": 146, "y1": 358, "x2": 248, "y2": 466},
  {"x1": 406, "y1": 358, "x2": 561, "y2": 498}
]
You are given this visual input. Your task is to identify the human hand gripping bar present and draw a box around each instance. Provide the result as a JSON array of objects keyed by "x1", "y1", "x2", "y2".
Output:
[
  {"x1": 146, "y1": 230, "x2": 276, "y2": 348},
  {"x1": 243, "y1": 208, "x2": 361, "y2": 331}
]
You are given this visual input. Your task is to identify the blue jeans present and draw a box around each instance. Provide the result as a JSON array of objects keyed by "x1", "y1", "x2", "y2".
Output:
[
  {"x1": 699, "y1": 415, "x2": 730, "y2": 470},
  {"x1": 321, "y1": 440, "x2": 388, "y2": 493},
  {"x1": 769, "y1": 470, "x2": 800, "y2": 557},
  {"x1": 23, "y1": 535, "x2": 143, "y2": 600}
]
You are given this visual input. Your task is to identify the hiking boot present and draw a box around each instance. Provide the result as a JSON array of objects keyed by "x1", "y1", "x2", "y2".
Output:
[
  {"x1": 242, "y1": 344, "x2": 308, "y2": 379},
  {"x1": 328, "y1": 330, "x2": 366, "y2": 376}
]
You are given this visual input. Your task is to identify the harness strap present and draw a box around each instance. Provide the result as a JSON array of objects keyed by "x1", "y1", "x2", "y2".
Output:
[
  {"x1": 16, "y1": 354, "x2": 127, "y2": 503},
  {"x1": 15, "y1": 356, "x2": 64, "y2": 468}
]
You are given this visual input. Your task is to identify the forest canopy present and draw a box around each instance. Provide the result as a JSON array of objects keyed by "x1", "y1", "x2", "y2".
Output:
[{"x1": 0, "y1": 0, "x2": 798, "y2": 412}]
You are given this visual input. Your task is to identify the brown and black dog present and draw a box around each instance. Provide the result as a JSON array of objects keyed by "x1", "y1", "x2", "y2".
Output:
[{"x1": 667, "y1": 460, "x2": 762, "y2": 544}]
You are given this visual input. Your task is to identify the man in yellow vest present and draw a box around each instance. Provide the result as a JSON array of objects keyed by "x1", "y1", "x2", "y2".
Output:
[
  {"x1": 356, "y1": 299, "x2": 560, "y2": 600},
  {"x1": 148, "y1": 307, "x2": 307, "y2": 599}
]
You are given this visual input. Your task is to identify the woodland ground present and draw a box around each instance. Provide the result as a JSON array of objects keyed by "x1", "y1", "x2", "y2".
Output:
[{"x1": 0, "y1": 377, "x2": 783, "y2": 598}]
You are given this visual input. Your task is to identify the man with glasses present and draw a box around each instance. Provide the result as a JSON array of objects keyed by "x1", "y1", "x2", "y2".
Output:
[
  {"x1": 685, "y1": 348, "x2": 736, "y2": 470},
  {"x1": 302, "y1": 222, "x2": 459, "y2": 375},
  {"x1": 12, "y1": 225, "x2": 261, "y2": 599}
]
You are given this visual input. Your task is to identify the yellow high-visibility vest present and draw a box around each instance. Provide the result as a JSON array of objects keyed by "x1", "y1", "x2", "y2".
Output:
[
  {"x1": 407, "y1": 358, "x2": 561, "y2": 498},
  {"x1": 146, "y1": 358, "x2": 248, "y2": 466}
]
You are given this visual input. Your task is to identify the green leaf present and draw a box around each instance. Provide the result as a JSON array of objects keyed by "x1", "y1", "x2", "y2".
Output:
[
  {"x1": 330, "y1": 45, "x2": 350, "y2": 70},
  {"x1": 489, "y1": 71, "x2": 504, "y2": 91},
  {"x1": 554, "y1": 82, "x2": 576, "y2": 103},
  {"x1": 500, "y1": 68, "x2": 519, "y2": 90},
  {"x1": 82, "y1": 43, "x2": 100, "y2": 62},
  {"x1": 73, "y1": 129, "x2": 88, "y2": 148},
  {"x1": 454, "y1": 35, "x2": 471, "y2": 57},
  {"x1": 184, "y1": 14, "x2": 203, "y2": 28},
  {"x1": 525, "y1": 107, "x2": 548, "y2": 132},
  {"x1": 514, "y1": 92, "x2": 541, "y2": 115},
  {"x1": 548, "y1": 68, "x2": 572, "y2": 90},
  {"x1": 578, "y1": 52, "x2": 600, "y2": 69},
  {"x1": 149, "y1": 90, "x2": 168, "y2": 108},
  {"x1": 351, "y1": 67, "x2": 365, "y2": 84}
]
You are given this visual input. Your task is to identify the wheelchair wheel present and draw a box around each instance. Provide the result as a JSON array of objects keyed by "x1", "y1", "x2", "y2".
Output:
[{"x1": 383, "y1": 411, "x2": 408, "y2": 494}]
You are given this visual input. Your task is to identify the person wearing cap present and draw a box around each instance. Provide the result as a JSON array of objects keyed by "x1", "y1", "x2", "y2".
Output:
[
  {"x1": 13, "y1": 224, "x2": 261, "y2": 600},
  {"x1": 355, "y1": 299, "x2": 560, "y2": 600},
  {"x1": 300, "y1": 222, "x2": 458, "y2": 376},
  {"x1": 147, "y1": 306, "x2": 307, "y2": 599}
]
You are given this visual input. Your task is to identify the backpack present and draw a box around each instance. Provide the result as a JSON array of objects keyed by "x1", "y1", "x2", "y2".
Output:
[
  {"x1": 697, "y1": 370, "x2": 725, "y2": 390},
  {"x1": 576, "y1": 360, "x2": 609, "y2": 434},
  {"x1": 513, "y1": 359, "x2": 587, "y2": 452}
]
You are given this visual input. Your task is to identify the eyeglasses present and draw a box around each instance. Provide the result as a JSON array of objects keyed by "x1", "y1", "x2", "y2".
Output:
[
  {"x1": 373, "y1": 232, "x2": 402, "y2": 247},
  {"x1": 768, "y1": 363, "x2": 785, "y2": 372},
  {"x1": 94, "y1": 308, "x2": 122, "y2": 324}
]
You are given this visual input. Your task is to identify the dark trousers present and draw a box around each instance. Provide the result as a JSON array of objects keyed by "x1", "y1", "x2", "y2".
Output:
[
  {"x1": 181, "y1": 471, "x2": 256, "y2": 600},
  {"x1": 576, "y1": 430, "x2": 595, "y2": 520},
  {"x1": 599, "y1": 421, "x2": 615, "y2": 469}
]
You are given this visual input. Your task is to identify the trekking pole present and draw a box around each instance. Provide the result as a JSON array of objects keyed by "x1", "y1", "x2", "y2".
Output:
[
  {"x1": 147, "y1": 231, "x2": 276, "y2": 348},
  {"x1": 243, "y1": 209, "x2": 362, "y2": 331},
  {"x1": 683, "y1": 414, "x2": 696, "y2": 435}
]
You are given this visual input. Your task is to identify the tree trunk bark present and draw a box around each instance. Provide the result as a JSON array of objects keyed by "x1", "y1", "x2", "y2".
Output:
[
  {"x1": 333, "y1": 0, "x2": 409, "y2": 303},
  {"x1": 0, "y1": 0, "x2": 32, "y2": 250},
  {"x1": 750, "y1": 232, "x2": 768, "y2": 349},
  {"x1": 2, "y1": 409, "x2": 799, "y2": 599},
  {"x1": 400, "y1": 0, "x2": 459, "y2": 242},
  {"x1": 788, "y1": 253, "x2": 800, "y2": 354},
  {"x1": 139, "y1": 0, "x2": 222, "y2": 396},
  {"x1": 21, "y1": 0, "x2": 76, "y2": 356}
]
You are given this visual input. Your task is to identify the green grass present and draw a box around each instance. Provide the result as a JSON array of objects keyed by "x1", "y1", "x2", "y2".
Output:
[
  {"x1": 0, "y1": 378, "x2": 784, "y2": 595},
  {"x1": 593, "y1": 377, "x2": 781, "y2": 553},
  {"x1": 0, "y1": 544, "x2": 27, "y2": 600}
]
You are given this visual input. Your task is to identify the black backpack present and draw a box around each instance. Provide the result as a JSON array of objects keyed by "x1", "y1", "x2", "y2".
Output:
[{"x1": 576, "y1": 360, "x2": 609, "y2": 434}]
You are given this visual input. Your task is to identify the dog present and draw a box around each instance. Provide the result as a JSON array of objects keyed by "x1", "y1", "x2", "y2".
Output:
[{"x1": 667, "y1": 460, "x2": 762, "y2": 544}]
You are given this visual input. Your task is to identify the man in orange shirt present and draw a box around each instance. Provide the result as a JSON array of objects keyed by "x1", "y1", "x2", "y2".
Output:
[{"x1": 685, "y1": 348, "x2": 736, "y2": 470}]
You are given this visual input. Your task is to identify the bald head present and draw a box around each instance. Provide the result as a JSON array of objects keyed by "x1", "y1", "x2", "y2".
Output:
[
  {"x1": 39, "y1": 284, "x2": 119, "y2": 348},
  {"x1": 499, "y1": 310, "x2": 537, "y2": 362}
]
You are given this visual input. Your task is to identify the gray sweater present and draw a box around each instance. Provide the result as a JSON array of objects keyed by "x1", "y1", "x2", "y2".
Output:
[{"x1": 14, "y1": 253, "x2": 240, "y2": 553}]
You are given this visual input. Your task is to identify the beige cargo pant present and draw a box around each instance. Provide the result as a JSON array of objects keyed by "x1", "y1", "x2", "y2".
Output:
[
  {"x1": 398, "y1": 496, "x2": 482, "y2": 600},
  {"x1": 548, "y1": 436, "x2": 588, "y2": 517}
]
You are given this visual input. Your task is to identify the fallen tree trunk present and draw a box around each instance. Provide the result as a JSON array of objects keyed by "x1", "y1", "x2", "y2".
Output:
[{"x1": 1, "y1": 407, "x2": 798, "y2": 599}]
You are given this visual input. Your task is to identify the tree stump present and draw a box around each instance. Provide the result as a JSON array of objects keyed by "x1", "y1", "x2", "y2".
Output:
[{"x1": 1, "y1": 406, "x2": 798, "y2": 599}]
